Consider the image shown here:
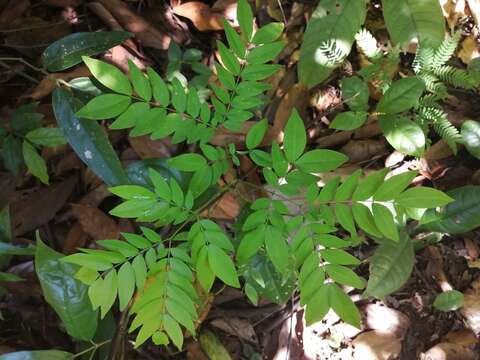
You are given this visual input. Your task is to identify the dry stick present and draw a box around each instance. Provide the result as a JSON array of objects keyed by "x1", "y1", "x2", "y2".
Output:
[{"x1": 0, "y1": 60, "x2": 39, "y2": 83}]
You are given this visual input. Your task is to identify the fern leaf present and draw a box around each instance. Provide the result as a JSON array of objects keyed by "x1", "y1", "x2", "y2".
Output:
[
  {"x1": 418, "y1": 106, "x2": 461, "y2": 152},
  {"x1": 355, "y1": 28, "x2": 382, "y2": 61},
  {"x1": 431, "y1": 32, "x2": 461, "y2": 69},
  {"x1": 434, "y1": 65, "x2": 476, "y2": 89}
]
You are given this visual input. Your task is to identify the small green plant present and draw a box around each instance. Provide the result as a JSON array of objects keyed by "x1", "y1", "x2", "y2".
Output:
[
  {"x1": 0, "y1": 102, "x2": 66, "y2": 184},
  {"x1": 58, "y1": 1, "x2": 454, "y2": 346}
]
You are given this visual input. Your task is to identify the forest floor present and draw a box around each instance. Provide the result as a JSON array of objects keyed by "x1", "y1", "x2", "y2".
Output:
[{"x1": 0, "y1": 0, "x2": 479, "y2": 359}]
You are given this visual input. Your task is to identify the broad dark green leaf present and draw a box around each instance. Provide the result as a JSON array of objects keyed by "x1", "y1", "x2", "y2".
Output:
[
  {"x1": 35, "y1": 239, "x2": 98, "y2": 341},
  {"x1": 53, "y1": 88, "x2": 129, "y2": 186},
  {"x1": 42, "y1": 31, "x2": 132, "y2": 72},
  {"x1": 330, "y1": 111, "x2": 368, "y2": 131},
  {"x1": 379, "y1": 115, "x2": 425, "y2": 156},
  {"x1": 2, "y1": 135, "x2": 24, "y2": 176},
  {"x1": 376, "y1": 78, "x2": 425, "y2": 114},
  {"x1": 0, "y1": 242, "x2": 35, "y2": 255},
  {"x1": 420, "y1": 186, "x2": 480, "y2": 233},
  {"x1": 382, "y1": 0, "x2": 445, "y2": 48},
  {"x1": 341, "y1": 76, "x2": 369, "y2": 111},
  {"x1": 364, "y1": 233, "x2": 414, "y2": 298},
  {"x1": 461, "y1": 120, "x2": 480, "y2": 159},
  {"x1": 298, "y1": 0, "x2": 366, "y2": 87}
]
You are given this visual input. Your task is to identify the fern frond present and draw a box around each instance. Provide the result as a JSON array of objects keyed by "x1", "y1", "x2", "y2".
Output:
[
  {"x1": 355, "y1": 29, "x2": 382, "y2": 61},
  {"x1": 416, "y1": 73, "x2": 448, "y2": 97},
  {"x1": 418, "y1": 106, "x2": 461, "y2": 152},
  {"x1": 431, "y1": 32, "x2": 461, "y2": 69},
  {"x1": 413, "y1": 47, "x2": 435, "y2": 73},
  {"x1": 316, "y1": 40, "x2": 348, "y2": 66},
  {"x1": 434, "y1": 65, "x2": 476, "y2": 89}
]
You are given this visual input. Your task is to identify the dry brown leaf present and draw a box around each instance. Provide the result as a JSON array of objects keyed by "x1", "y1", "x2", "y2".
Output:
[
  {"x1": 273, "y1": 83, "x2": 309, "y2": 139},
  {"x1": 421, "y1": 342, "x2": 477, "y2": 360},
  {"x1": 425, "y1": 246, "x2": 453, "y2": 291},
  {"x1": 352, "y1": 330, "x2": 402, "y2": 360},
  {"x1": 424, "y1": 140, "x2": 455, "y2": 162},
  {"x1": 172, "y1": 2, "x2": 224, "y2": 31},
  {"x1": 29, "y1": 65, "x2": 90, "y2": 100},
  {"x1": 210, "y1": 318, "x2": 257, "y2": 343},
  {"x1": 442, "y1": 329, "x2": 478, "y2": 348},
  {"x1": 440, "y1": 0, "x2": 467, "y2": 28},
  {"x1": 70, "y1": 204, "x2": 120, "y2": 240},
  {"x1": 317, "y1": 122, "x2": 382, "y2": 148},
  {"x1": 203, "y1": 191, "x2": 239, "y2": 220},
  {"x1": 458, "y1": 35, "x2": 480, "y2": 65},
  {"x1": 129, "y1": 135, "x2": 171, "y2": 159},
  {"x1": 340, "y1": 139, "x2": 387, "y2": 163},
  {"x1": 63, "y1": 222, "x2": 89, "y2": 254},
  {"x1": 460, "y1": 276, "x2": 480, "y2": 336},
  {"x1": 210, "y1": 121, "x2": 276, "y2": 149},
  {"x1": 97, "y1": 0, "x2": 170, "y2": 50},
  {"x1": 0, "y1": 0, "x2": 30, "y2": 28},
  {"x1": 11, "y1": 176, "x2": 77, "y2": 236}
]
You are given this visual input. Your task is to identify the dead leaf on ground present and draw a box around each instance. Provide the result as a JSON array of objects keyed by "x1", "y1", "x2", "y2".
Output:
[
  {"x1": 460, "y1": 276, "x2": 480, "y2": 336},
  {"x1": 0, "y1": 0, "x2": 30, "y2": 28},
  {"x1": 186, "y1": 341, "x2": 209, "y2": 360},
  {"x1": 273, "y1": 83, "x2": 309, "y2": 140},
  {"x1": 70, "y1": 204, "x2": 120, "y2": 240},
  {"x1": 440, "y1": 0, "x2": 467, "y2": 28},
  {"x1": 172, "y1": 2, "x2": 222, "y2": 31},
  {"x1": 129, "y1": 135, "x2": 171, "y2": 159},
  {"x1": 97, "y1": 0, "x2": 170, "y2": 50},
  {"x1": 202, "y1": 191, "x2": 239, "y2": 220},
  {"x1": 421, "y1": 342, "x2": 477, "y2": 360},
  {"x1": 352, "y1": 330, "x2": 402, "y2": 360},
  {"x1": 11, "y1": 176, "x2": 77, "y2": 236},
  {"x1": 340, "y1": 139, "x2": 387, "y2": 163},
  {"x1": 210, "y1": 317, "x2": 257, "y2": 343},
  {"x1": 199, "y1": 330, "x2": 233, "y2": 360},
  {"x1": 210, "y1": 122, "x2": 276, "y2": 149},
  {"x1": 316, "y1": 122, "x2": 382, "y2": 148},
  {"x1": 29, "y1": 65, "x2": 90, "y2": 100},
  {"x1": 63, "y1": 222, "x2": 89, "y2": 253},
  {"x1": 458, "y1": 34, "x2": 480, "y2": 65},
  {"x1": 467, "y1": 0, "x2": 480, "y2": 27}
]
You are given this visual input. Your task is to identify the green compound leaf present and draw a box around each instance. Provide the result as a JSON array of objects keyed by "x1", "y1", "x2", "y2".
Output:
[
  {"x1": 328, "y1": 283, "x2": 361, "y2": 328},
  {"x1": 53, "y1": 88, "x2": 129, "y2": 186},
  {"x1": 76, "y1": 94, "x2": 131, "y2": 120},
  {"x1": 298, "y1": 0, "x2": 366, "y2": 88},
  {"x1": 283, "y1": 109, "x2": 306, "y2": 163},
  {"x1": 295, "y1": 149, "x2": 348, "y2": 173},
  {"x1": 35, "y1": 238, "x2": 98, "y2": 341},
  {"x1": 42, "y1": 31, "x2": 132, "y2": 72},
  {"x1": 246, "y1": 118, "x2": 268, "y2": 150},
  {"x1": 252, "y1": 22, "x2": 284, "y2": 44},
  {"x1": 207, "y1": 244, "x2": 240, "y2": 288},
  {"x1": 237, "y1": 0, "x2": 254, "y2": 41},
  {"x1": 364, "y1": 233, "x2": 414, "y2": 299},
  {"x1": 433, "y1": 290, "x2": 464, "y2": 311},
  {"x1": 168, "y1": 154, "x2": 207, "y2": 172},
  {"x1": 396, "y1": 187, "x2": 453, "y2": 208},
  {"x1": 382, "y1": 0, "x2": 445, "y2": 48},
  {"x1": 82, "y1": 56, "x2": 132, "y2": 95},
  {"x1": 128, "y1": 60, "x2": 152, "y2": 102}
]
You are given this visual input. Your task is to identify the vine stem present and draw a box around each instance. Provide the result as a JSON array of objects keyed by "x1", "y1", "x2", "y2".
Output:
[{"x1": 72, "y1": 339, "x2": 111, "y2": 359}]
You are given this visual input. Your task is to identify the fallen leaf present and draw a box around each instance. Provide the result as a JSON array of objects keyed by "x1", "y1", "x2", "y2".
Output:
[
  {"x1": 210, "y1": 317, "x2": 257, "y2": 343},
  {"x1": 440, "y1": 0, "x2": 467, "y2": 28},
  {"x1": 0, "y1": 0, "x2": 30, "y2": 28},
  {"x1": 63, "y1": 222, "x2": 89, "y2": 253},
  {"x1": 458, "y1": 34, "x2": 480, "y2": 65},
  {"x1": 340, "y1": 139, "x2": 387, "y2": 163},
  {"x1": 172, "y1": 2, "x2": 224, "y2": 31},
  {"x1": 467, "y1": 0, "x2": 480, "y2": 27},
  {"x1": 352, "y1": 330, "x2": 402, "y2": 360},
  {"x1": 460, "y1": 276, "x2": 480, "y2": 336},
  {"x1": 129, "y1": 135, "x2": 171, "y2": 159},
  {"x1": 202, "y1": 191, "x2": 240, "y2": 220},
  {"x1": 211, "y1": 122, "x2": 276, "y2": 149},
  {"x1": 97, "y1": 0, "x2": 170, "y2": 49},
  {"x1": 11, "y1": 176, "x2": 77, "y2": 236},
  {"x1": 424, "y1": 140, "x2": 455, "y2": 162},
  {"x1": 421, "y1": 342, "x2": 477, "y2": 360},
  {"x1": 29, "y1": 66, "x2": 90, "y2": 100},
  {"x1": 442, "y1": 329, "x2": 478, "y2": 348},
  {"x1": 70, "y1": 204, "x2": 120, "y2": 240},
  {"x1": 363, "y1": 304, "x2": 410, "y2": 338},
  {"x1": 317, "y1": 122, "x2": 382, "y2": 148}
]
